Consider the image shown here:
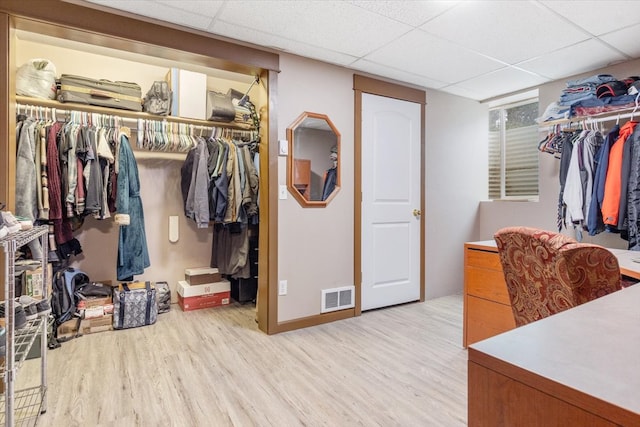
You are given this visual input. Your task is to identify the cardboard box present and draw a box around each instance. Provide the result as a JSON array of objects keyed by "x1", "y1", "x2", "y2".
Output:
[
  {"x1": 177, "y1": 280, "x2": 230, "y2": 311},
  {"x1": 80, "y1": 314, "x2": 113, "y2": 335},
  {"x1": 184, "y1": 267, "x2": 222, "y2": 286},
  {"x1": 167, "y1": 68, "x2": 207, "y2": 120},
  {"x1": 57, "y1": 318, "x2": 81, "y2": 339},
  {"x1": 77, "y1": 295, "x2": 113, "y2": 319},
  {"x1": 22, "y1": 263, "x2": 53, "y2": 298}
]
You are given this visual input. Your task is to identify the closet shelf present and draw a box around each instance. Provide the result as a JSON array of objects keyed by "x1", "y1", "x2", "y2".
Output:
[
  {"x1": 539, "y1": 105, "x2": 639, "y2": 130},
  {"x1": 15, "y1": 96, "x2": 255, "y2": 130},
  {"x1": 0, "y1": 226, "x2": 48, "y2": 250}
]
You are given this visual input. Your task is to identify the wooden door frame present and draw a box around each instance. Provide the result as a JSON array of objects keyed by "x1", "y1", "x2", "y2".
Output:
[
  {"x1": 353, "y1": 75, "x2": 426, "y2": 315},
  {"x1": 0, "y1": 0, "x2": 281, "y2": 333}
]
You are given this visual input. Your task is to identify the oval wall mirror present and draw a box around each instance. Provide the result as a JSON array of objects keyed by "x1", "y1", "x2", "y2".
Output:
[{"x1": 287, "y1": 112, "x2": 341, "y2": 207}]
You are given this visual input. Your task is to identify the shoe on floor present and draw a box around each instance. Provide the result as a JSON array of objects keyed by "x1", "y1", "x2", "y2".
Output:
[
  {"x1": 1, "y1": 211, "x2": 21, "y2": 234},
  {"x1": 19, "y1": 295, "x2": 51, "y2": 316}
]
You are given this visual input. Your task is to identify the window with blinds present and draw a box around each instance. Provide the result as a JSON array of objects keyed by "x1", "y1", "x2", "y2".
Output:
[{"x1": 488, "y1": 100, "x2": 539, "y2": 200}]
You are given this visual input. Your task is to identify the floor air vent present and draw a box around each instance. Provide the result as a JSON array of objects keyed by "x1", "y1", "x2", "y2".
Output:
[{"x1": 321, "y1": 286, "x2": 355, "y2": 313}]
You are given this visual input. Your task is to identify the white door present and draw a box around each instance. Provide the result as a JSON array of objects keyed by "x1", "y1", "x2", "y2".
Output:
[{"x1": 361, "y1": 93, "x2": 421, "y2": 311}]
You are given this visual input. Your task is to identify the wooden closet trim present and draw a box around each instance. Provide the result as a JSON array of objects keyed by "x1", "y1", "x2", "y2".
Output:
[
  {"x1": 0, "y1": 12, "x2": 13, "y2": 211},
  {"x1": 353, "y1": 75, "x2": 426, "y2": 315},
  {"x1": 1, "y1": 0, "x2": 282, "y2": 334}
]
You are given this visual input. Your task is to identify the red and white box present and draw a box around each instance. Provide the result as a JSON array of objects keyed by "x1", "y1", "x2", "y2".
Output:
[{"x1": 177, "y1": 280, "x2": 230, "y2": 311}]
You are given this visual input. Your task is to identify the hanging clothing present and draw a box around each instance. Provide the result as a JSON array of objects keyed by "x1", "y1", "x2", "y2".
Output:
[
  {"x1": 15, "y1": 117, "x2": 37, "y2": 222},
  {"x1": 602, "y1": 121, "x2": 638, "y2": 227},
  {"x1": 588, "y1": 125, "x2": 620, "y2": 235},
  {"x1": 625, "y1": 126, "x2": 640, "y2": 249},
  {"x1": 184, "y1": 138, "x2": 210, "y2": 228},
  {"x1": 210, "y1": 141, "x2": 229, "y2": 223},
  {"x1": 322, "y1": 167, "x2": 337, "y2": 201},
  {"x1": 116, "y1": 132, "x2": 150, "y2": 280},
  {"x1": 562, "y1": 130, "x2": 603, "y2": 239},
  {"x1": 557, "y1": 132, "x2": 575, "y2": 231}
]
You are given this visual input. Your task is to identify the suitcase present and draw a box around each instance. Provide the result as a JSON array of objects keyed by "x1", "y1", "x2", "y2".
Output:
[
  {"x1": 113, "y1": 281, "x2": 157, "y2": 329},
  {"x1": 58, "y1": 74, "x2": 143, "y2": 111}
]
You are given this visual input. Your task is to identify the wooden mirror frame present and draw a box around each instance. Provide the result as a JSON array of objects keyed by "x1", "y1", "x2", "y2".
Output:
[{"x1": 286, "y1": 111, "x2": 341, "y2": 207}]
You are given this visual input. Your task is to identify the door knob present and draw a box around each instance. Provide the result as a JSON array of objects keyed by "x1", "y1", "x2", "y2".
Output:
[{"x1": 413, "y1": 209, "x2": 421, "y2": 217}]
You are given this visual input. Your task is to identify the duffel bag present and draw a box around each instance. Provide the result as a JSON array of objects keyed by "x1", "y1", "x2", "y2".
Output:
[
  {"x1": 113, "y1": 281, "x2": 157, "y2": 329},
  {"x1": 58, "y1": 74, "x2": 143, "y2": 112}
]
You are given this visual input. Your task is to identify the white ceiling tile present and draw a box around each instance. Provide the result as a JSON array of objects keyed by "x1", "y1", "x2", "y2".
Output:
[
  {"x1": 364, "y1": 29, "x2": 505, "y2": 84},
  {"x1": 421, "y1": 0, "x2": 590, "y2": 64},
  {"x1": 85, "y1": 0, "x2": 214, "y2": 30},
  {"x1": 156, "y1": 1, "x2": 224, "y2": 18},
  {"x1": 541, "y1": 1, "x2": 640, "y2": 36},
  {"x1": 518, "y1": 39, "x2": 628, "y2": 80},
  {"x1": 452, "y1": 67, "x2": 551, "y2": 101},
  {"x1": 347, "y1": 0, "x2": 460, "y2": 27},
  {"x1": 210, "y1": 20, "x2": 358, "y2": 67},
  {"x1": 437, "y1": 85, "x2": 487, "y2": 101},
  {"x1": 215, "y1": 0, "x2": 411, "y2": 57},
  {"x1": 350, "y1": 59, "x2": 449, "y2": 89},
  {"x1": 599, "y1": 24, "x2": 640, "y2": 58}
]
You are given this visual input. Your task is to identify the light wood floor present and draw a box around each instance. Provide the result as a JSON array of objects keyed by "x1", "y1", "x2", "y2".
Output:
[{"x1": 20, "y1": 294, "x2": 468, "y2": 426}]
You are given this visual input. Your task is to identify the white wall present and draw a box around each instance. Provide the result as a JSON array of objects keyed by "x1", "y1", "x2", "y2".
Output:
[
  {"x1": 277, "y1": 54, "x2": 354, "y2": 322},
  {"x1": 424, "y1": 89, "x2": 488, "y2": 298},
  {"x1": 479, "y1": 58, "x2": 640, "y2": 251}
]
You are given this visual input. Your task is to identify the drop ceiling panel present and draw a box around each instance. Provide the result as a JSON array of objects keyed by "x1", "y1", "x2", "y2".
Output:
[
  {"x1": 364, "y1": 29, "x2": 505, "y2": 84},
  {"x1": 211, "y1": 20, "x2": 359, "y2": 67},
  {"x1": 214, "y1": 0, "x2": 411, "y2": 58},
  {"x1": 156, "y1": 0, "x2": 224, "y2": 18},
  {"x1": 518, "y1": 39, "x2": 628, "y2": 80},
  {"x1": 87, "y1": 0, "x2": 214, "y2": 30},
  {"x1": 420, "y1": 0, "x2": 590, "y2": 64},
  {"x1": 541, "y1": 0, "x2": 640, "y2": 36},
  {"x1": 452, "y1": 67, "x2": 550, "y2": 101},
  {"x1": 599, "y1": 24, "x2": 640, "y2": 58},
  {"x1": 347, "y1": 0, "x2": 460, "y2": 27},
  {"x1": 350, "y1": 59, "x2": 449, "y2": 89}
]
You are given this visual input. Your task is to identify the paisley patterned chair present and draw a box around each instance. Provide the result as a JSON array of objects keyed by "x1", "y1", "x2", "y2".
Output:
[{"x1": 494, "y1": 226, "x2": 623, "y2": 327}]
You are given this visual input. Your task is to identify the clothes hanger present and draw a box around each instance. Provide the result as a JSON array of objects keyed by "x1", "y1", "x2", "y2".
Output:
[{"x1": 631, "y1": 92, "x2": 640, "y2": 120}]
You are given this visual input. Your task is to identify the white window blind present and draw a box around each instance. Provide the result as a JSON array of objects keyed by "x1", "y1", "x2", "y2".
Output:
[{"x1": 489, "y1": 100, "x2": 539, "y2": 200}]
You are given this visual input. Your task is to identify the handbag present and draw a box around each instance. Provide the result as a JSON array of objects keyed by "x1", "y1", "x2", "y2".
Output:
[
  {"x1": 207, "y1": 90, "x2": 236, "y2": 122},
  {"x1": 113, "y1": 281, "x2": 158, "y2": 329},
  {"x1": 143, "y1": 81, "x2": 172, "y2": 115}
]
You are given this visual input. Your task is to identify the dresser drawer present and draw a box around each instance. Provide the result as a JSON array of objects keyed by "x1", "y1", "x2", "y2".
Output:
[
  {"x1": 466, "y1": 247, "x2": 502, "y2": 271},
  {"x1": 465, "y1": 266, "x2": 511, "y2": 305},
  {"x1": 465, "y1": 295, "x2": 516, "y2": 346}
]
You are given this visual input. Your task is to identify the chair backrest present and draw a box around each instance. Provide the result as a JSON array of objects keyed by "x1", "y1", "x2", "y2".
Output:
[{"x1": 494, "y1": 226, "x2": 622, "y2": 327}]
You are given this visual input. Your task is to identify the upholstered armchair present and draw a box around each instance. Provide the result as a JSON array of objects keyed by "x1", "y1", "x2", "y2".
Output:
[{"x1": 494, "y1": 226, "x2": 623, "y2": 327}]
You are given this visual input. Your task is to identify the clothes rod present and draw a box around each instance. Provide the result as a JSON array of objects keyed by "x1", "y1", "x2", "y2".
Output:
[{"x1": 538, "y1": 110, "x2": 640, "y2": 132}]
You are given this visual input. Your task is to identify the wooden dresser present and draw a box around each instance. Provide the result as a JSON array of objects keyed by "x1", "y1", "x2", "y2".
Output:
[{"x1": 463, "y1": 241, "x2": 515, "y2": 348}]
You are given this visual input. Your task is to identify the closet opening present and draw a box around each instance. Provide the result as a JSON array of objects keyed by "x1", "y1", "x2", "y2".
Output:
[{"x1": 1, "y1": 2, "x2": 280, "y2": 334}]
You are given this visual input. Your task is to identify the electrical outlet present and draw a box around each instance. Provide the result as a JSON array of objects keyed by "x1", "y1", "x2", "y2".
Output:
[
  {"x1": 279, "y1": 280, "x2": 288, "y2": 296},
  {"x1": 279, "y1": 185, "x2": 288, "y2": 200}
]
